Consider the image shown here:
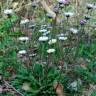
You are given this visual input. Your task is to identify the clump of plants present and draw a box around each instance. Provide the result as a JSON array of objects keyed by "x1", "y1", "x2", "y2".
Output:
[{"x1": 0, "y1": 0, "x2": 96, "y2": 96}]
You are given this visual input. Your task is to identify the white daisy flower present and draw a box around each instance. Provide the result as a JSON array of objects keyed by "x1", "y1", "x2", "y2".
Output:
[
  {"x1": 20, "y1": 19, "x2": 29, "y2": 25},
  {"x1": 47, "y1": 49, "x2": 55, "y2": 54},
  {"x1": 70, "y1": 28, "x2": 78, "y2": 34},
  {"x1": 64, "y1": 12, "x2": 74, "y2": 17},
  {"x1": 48, "y1": 39, "x2": 57, "y2": 45},
  {"x1": 29, "y1": 53, "x2": 36, "y2": 57},
  {"x1": 57, "y1": 0, "x2": 67, "y2": 4},
  {"x1": 86, "y1": 3, "x2": 94, "y2": 9},
  {"x1": 18, "y1": 37, "x2": 29, "y2": 41},
  {"x1": 18, "y1": 50, "x2": 27, "y2": 55},
  {"x1": 4, "y1": 9, "x2": 13, "y2": 15},
  {"x1": 70, "y1": 81, "x2": 78, "y2": 91},
  {"x1": 58, "y1": 36, "x2": 68, "y2": 41},
  {"x1": 39, "y1": 29, "x2": 47, "y2": 33},
  {"x1": 38, "y1": 36, "x2": 48, "y2": 42}
]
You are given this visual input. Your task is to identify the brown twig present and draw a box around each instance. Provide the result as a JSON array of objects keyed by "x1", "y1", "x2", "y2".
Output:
[{"x1": 4, "y1": 80, "x2": 24, "y2": 96}]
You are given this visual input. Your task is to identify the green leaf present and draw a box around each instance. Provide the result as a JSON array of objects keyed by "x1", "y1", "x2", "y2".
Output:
[{"x1": 33, "y1": 63, "x2": 44, "y2": 77}]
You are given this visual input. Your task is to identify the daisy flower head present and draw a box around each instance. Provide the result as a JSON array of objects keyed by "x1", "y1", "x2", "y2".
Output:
[
  {"x1": 39, "y1": 29, "x2": 47, "y2": 33},
  {"x1": 47, "y1": 49, "x2": 55, "y2": 54},
  {"x1": 86, "y1": 3, "x2": 94, "y2": 10},
  {"x1": 38, "y1": 36, "x2": 48, "y2": 42},
  {"x1": 46, "y1": 13, "x2": 54, "y2": 19},
  {"x1": 58, "y1": 36, "x2": 68, "y2": 41},
  {"x1": 32, "y1": 2, "x2": 37, "y2": 8},
  {"x1": 18, "y1": 50, "x2": 27, "y2": 55},
  {"x1": 57, "y1": 0, "x2": 69, "y2": 5},
  {"x1": 64, "y1": 12, "x2": 74, "y2": 18},
  {"x1": 48, "y1": 39, "x2": 57, "y2": 45},
  {"x1": 70, "y1": 28, "x2": 78, "y2": 34},
  {"x1": 4, "y1": 9, "x2": 13, "y2": 15},
  {"x1": 18, "y1": 37, "x2": 29, "y2": 42},
  {"x1": 80, "y1": 19, "x2": 87, "y2": 25},
  {"x1": 20, "y1": 19, "x2": 29, "y2": 25}
]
